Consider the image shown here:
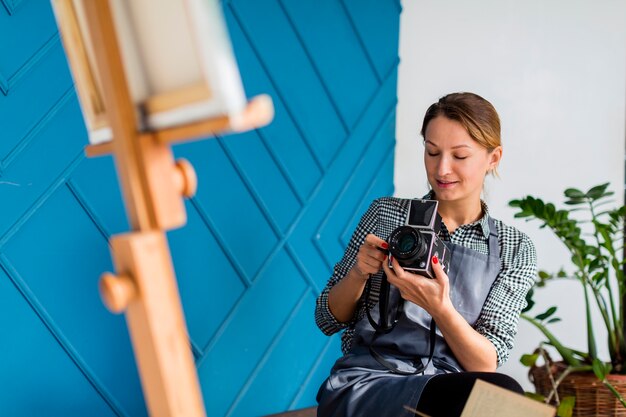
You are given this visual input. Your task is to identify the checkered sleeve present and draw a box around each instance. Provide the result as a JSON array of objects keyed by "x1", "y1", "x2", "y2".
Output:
[
  {"x1": 314, "y1": 200, "x2": 380, "y2": 336},
  {"x1": 474, "y1": 227, "x2": 537, "y2": 367}
]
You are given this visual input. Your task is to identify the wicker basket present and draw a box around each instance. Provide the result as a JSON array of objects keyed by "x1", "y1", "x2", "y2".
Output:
[{"x1": 530, "y1": 361, "x2": 626, "y2": 416}]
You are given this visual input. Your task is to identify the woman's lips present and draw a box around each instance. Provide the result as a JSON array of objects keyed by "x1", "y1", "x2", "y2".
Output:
[{"x1": 436, "y1": 180, "x2": 458, "y2": 189}]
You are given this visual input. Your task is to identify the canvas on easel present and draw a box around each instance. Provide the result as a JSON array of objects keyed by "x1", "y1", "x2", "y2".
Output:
[{"x1": 52, "y1": 0, "x2": 248, "y2": 145}]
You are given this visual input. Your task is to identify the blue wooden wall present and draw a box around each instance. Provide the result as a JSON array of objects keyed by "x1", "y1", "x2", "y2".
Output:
[{"x1": 0, "y1": 0, "x2": 400, "y2": 416}]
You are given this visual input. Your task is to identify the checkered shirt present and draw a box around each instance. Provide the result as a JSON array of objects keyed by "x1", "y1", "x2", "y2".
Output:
[{"x1": 314, "y1": 193, "x2": 537, "y2": 367}]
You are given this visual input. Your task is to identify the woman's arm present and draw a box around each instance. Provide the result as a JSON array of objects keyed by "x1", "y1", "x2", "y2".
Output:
[
  {"x1": 473, "y1": 233, "x2": 537, "y2": 366},
  {"x1": 383, "y1": 256, "x2": 497, "y2": 371},
  {"x1": 315, "y1": 200, "x2": 384, "y2": 335},
  {"x1": 328, "y1": 234, "x2": 388, "y2": 323}
]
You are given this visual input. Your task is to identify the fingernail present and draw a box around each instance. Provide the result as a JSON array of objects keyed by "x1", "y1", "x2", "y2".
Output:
[
  {"x1": 390, "y1": 255, "x2": 394, "y2": 263},
  {"x1": 432, "y1": 256, "x2": 438, "y2": 265},
  {"x1": 383, "y1": 254, "x2": 387, "y2": 260},
  {"x1": 381, "y1": 242, "x2": 389, "y2": 249}
]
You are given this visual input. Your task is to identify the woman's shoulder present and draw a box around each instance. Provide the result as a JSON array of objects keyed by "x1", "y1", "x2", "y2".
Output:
[
  {"x1": 361, "y1": 198, "x2": 412, "y2": 237},
  {"x1": 371, "y1": 196, "x2": 410, "y2": 206},
  {"x1": 367, "y1": 197, "x2": 411, "y2": 215},
  {"x1": 490, "y1": 216, "x2": 537, "y2": 257},
  {"x1": 370, "y1": 194, "x2": 436, "y2": 208}
]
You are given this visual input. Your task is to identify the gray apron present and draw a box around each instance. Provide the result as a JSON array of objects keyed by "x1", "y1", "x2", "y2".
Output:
[{"x1": 317, "y1": 217, "x2": 501, "y2": 417}]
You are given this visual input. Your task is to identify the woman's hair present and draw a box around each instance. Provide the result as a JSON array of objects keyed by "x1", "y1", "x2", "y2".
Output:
[{"x1": 420, "y1": 92, "x2": 501, "y2": 152}]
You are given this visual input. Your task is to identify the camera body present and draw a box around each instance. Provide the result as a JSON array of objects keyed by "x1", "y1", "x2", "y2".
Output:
[{"x1": 387, "y1": 199, "x2": 451, "y2": 279}]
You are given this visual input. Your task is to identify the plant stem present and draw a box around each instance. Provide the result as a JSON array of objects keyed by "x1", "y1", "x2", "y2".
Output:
[
  {"x1": 522, "y1": 314, "x2": 581, "y2": 367},
  {"x1": 583, "y1": 283, "x2": 598, "y2": 360},
  {"x1": 590, "y1": 201, "x2": 622, "y2": 363},
  {"x1": 539, "y1": 347, "x2": 560, "y2": 404},
  {"x1": 603, "y1": 380, "x2": 626, "y2": 408}
]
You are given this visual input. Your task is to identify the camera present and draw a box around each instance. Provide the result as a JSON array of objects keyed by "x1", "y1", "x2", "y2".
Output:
[{"x1": 387, "y1": 199, "x2": 450, "y2": 278}]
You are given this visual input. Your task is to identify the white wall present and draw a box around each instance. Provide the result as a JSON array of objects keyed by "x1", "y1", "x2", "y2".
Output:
[{"x1": 396, "y1": 0, "x2": 626, "y2": 390}]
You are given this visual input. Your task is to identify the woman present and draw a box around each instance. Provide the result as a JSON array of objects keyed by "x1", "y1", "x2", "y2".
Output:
[{"x1": 315, "y1": 92, "x2": 537, "y2": 417}]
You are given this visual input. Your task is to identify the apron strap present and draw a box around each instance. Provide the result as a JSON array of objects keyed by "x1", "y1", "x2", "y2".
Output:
[
  {"x1": 368, "y1": 319, "x2": 437, "y2": 375},
  {"x1": 487, "y1": 217, "x2": 499, "y2": 258}
]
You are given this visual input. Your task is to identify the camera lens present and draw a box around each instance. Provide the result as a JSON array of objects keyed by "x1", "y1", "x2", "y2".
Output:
[
  {"x1": 397, "y1": 233, "x2": 415, "y2": 252},
  {"x1": 388, "y1": 226, "x2": 428, "y2": 266}
]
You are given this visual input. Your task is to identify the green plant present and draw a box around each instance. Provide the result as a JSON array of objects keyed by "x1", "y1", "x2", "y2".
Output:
[{"x1": 509, "y1": 183, "x2": 626, "y2": 413}]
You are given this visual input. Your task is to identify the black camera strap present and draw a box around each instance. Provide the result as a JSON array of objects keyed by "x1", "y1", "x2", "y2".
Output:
[
  {"x1": 364, "y1": 272, "x2": 438, "y2": 375},
  {"x1": 365, "y1": 272, "x2": 404, "y2": 333}
]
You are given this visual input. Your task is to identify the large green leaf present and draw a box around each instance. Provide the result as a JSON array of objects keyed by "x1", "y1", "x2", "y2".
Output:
[
  {"x1": 557, "y1": 396, "x2": 575, "y2": 417},
  {"x1": 564, "y1": 188, "x2": 585, "y2": 198},
  {"x1": 586, "y1": 183, "x2": 610, "y2": 200},
  {"x1": 520, "y1": 353, "x2": 540, "y2": 367},
  {"x1": 523, "y1": 288, "x2": 535, "y2": 313},
  {"x1": 538, "y1": 270, "x2": 551, "y2": 279},
  {"x1": 592, "y1": 358, "x2": 611, "y2": 380},
  {"x1": 564, "y1": 198, "x2": 586, "y2": 206},
  {"x1": 535, "y1": 306, "x2": 558, "y2": 321}
]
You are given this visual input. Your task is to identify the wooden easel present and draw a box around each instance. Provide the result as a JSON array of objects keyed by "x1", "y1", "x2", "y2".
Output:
[{"x1": 54, "y1": 1, "x2": 274, "y2": 416}]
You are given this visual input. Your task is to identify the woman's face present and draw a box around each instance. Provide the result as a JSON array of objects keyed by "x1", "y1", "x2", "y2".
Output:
[{"x1": 423, "y1": 116, "x2": 502, "y2": 205}]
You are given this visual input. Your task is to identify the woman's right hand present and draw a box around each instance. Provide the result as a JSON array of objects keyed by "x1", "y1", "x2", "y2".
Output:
[
  {"x1": 352, "y1": 234, "x2": 389, "y2": 280},
  {"x1": 328, "y1": 234, "x2": 389, "y2": 323}
]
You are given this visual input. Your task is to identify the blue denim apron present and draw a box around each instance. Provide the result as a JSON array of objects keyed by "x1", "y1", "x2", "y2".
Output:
[{"x1": 317, "y1": 217, "x2": 501, "y2": 417}]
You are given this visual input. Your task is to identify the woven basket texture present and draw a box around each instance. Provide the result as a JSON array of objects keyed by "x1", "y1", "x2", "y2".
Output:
[{"x1": 531, "y1": 362, "x2": 626, "y2": 417}]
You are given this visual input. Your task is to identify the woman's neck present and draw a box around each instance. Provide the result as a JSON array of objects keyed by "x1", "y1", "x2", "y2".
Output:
[{"x1": 436, "y1": 198, "x2": 483, "y2": 234}]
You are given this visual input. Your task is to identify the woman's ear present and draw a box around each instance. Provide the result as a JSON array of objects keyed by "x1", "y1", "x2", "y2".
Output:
[{"x1": 488, "y1": 146, "x2": 503, "y2": 171}]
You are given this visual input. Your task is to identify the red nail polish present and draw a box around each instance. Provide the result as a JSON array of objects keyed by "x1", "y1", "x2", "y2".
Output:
[
  {"x1": 381, "y1": 242, "x2": 389, "y2": 249},
  {"x1": 432, "y1": 256, "x2": 438, "y2": 265},
  {"x1": 383, "y1": 254, "x2": 387, "y2": 260}
]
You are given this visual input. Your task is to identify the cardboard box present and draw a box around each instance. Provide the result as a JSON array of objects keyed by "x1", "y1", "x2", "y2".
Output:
[{"x1": 408, "y1": 379, "x2": 556, "y2": 417}]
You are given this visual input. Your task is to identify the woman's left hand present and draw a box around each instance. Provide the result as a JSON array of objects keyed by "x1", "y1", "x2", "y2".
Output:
[{"x1": 382, "y1": 255, "x2": 453, "y2": 320}]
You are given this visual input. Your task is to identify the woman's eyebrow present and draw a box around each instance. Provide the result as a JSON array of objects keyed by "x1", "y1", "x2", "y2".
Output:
[{"x1": 425, "y1": 140, "x2": 472, "y2": 150}]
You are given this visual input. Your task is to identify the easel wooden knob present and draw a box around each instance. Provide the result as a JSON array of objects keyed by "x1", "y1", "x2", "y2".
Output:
[
  {"x1": 100, "y1": 272, "x2": 136, "y2": 313},
  {"x1": 173, "y1": 159, "x2": 197, "y2": 199}
]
